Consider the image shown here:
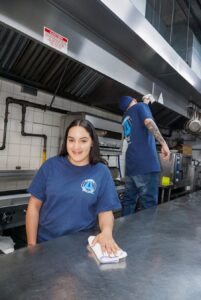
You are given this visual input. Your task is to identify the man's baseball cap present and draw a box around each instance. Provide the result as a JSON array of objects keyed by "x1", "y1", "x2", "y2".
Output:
[{"x1": 119, "y1": 96, "x2": 133, "y2": 112}]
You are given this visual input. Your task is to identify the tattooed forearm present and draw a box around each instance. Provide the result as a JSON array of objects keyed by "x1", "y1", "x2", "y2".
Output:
[{"x1": 145, "y1": 119, "x2": 165, "y2": 145}]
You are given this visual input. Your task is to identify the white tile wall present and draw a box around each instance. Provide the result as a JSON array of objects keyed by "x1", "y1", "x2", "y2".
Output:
[
  {"x1": 0, "y1": 156, "x2": 7, "y2": 168},
  {"x1": 24, "y1": 122, "x2": 33, "y2": 133},
  {"x1": 8, "y1": 144, "x2": 20, "y2": 156},
  {"x1": 31, "y1": 137, "x2": 42, "y2": 146},
  {"x1": 32, "y1": 123, "x2": 43, "y2": 134},
  {"x1": 42, "y1": 125, "x2": 52, "y2": 136},
  {"x1": 10, "y1": 104, "x2": 21, "y2": 120},
  {"x1": 0, "y1": 119, "x2": 4, "y2": 131},
  {"x1": 0, "y1": 103, "x2": 5, "y2": 117},
  {"x1": 31, "y1": 145, "x2": 43, "y2": 157},
  {"x1": 10, "y1": 119, "x2": 21, "y2": 132},
  {"x1": 22, "y1": 136, "x2": 32, "y2": 146},
  {"x1": 7, "y1": 155, "x2": 20, "y2": 169},
  {"x1": 26, "y1": 109, "x2": 34, "y2": 122},
  {"x1": 30, "y1": 158, "x2": 40, "y2": 169},
  {"x1": 19, "y1": 144, "x2": 31, "y2": 156},
  {"x1": 44, "y1": 113, "x2": 53, "y2": 126},
  {"x1": 34, "y1": 110, "x2": 44, "y2": 124},
  {"x1": 0, "y1": 78, "x2": 122, "y2": 170},
  {"x1": 8, "y1": 130, "x2": 21, "y2": 141},
  {"x1": 52, "y1": 114, "x2": 61, "y2": 127}
]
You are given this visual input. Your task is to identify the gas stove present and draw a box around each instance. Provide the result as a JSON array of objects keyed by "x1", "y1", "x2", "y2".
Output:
[
  {"x1": 0, "y1": 193, "x2": 30, "y2": 231},
  {"x1": 0, "y1": 170, "x2": 36, "y2": 232}
]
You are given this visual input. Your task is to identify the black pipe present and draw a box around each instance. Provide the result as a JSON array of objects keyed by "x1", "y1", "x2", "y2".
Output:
[
  {"x1": 7, "y1": 97, "x2": 70, "y2": 114},
  {"x1": 0, "y1": 97, "x2": 70, "y2": 152},
  {"x1": 0, "y1": 100, "x2": 9, "y2": 150},
  {"x1": 21, "y1": 105, "x2": 47, "y2": 160}
]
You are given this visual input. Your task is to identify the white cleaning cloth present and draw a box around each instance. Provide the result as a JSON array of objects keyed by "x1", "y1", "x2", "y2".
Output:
[
  {"x1": 0, "y1": 236, "x2": 15, "y2": 254},
  {"x1": 88, "y1": 236, "x2": 127, "y2": 264}
]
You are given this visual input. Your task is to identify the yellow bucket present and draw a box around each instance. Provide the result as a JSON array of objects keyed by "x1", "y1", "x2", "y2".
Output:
[{"x1": 161, "y1": 176, "x2": 170, "y2": 186}]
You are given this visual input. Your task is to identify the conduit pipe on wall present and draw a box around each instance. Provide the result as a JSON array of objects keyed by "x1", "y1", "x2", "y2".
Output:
[
  {"x1": 0, "y1": 97, "x2": 71, "y2": 162},
  {"x1": 21, "y1": 105, "x2": 47, "y2": 163},
  {"x1": 0, "y1": 99, "x2": 9, "y2": 150}
]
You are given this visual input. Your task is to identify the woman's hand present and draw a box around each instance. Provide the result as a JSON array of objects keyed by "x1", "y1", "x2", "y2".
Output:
[{"x1": 92, "y1": 229, "x2": 120, "y2": 256}]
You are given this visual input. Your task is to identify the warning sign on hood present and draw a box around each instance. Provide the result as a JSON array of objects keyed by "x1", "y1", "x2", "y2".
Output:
[{"x1": 43, "y1": 26, "x2": 68, "y2": 54}]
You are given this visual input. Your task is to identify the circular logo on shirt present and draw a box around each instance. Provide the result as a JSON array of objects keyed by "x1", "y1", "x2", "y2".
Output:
[{"x1": 81, "y1": 179, "x2": 97, "y2": 194}]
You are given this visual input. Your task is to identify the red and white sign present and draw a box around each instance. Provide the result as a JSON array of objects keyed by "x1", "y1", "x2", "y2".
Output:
[{"x1": 43, "y1": 26, "x2": 68, "y2": 54}]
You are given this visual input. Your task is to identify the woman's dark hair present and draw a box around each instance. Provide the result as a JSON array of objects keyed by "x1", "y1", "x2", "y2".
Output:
[{"x1": 59, "y1": 118, "x2": 103, "y2": 164}]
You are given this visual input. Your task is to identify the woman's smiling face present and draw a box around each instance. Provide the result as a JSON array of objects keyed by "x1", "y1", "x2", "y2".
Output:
[{"x1": 67, "y1": 125, "x2": 93, "y2": 166}]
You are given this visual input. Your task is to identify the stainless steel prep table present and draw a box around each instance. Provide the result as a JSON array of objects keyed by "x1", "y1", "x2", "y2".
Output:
[{"x1": 1, "y1": 191, "x2": 201, "y2": 300}]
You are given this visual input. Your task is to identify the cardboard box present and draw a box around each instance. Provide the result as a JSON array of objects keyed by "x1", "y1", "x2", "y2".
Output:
[{"x1": 178, "y1": 145, "x2": 192, "y2": 156}]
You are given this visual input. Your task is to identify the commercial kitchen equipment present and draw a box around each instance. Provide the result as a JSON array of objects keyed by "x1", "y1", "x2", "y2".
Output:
[
  {"x1": 159, "y1": 151, "x2": 192, "y2": 193},
  {"x1": 60, "y1": 113, "x2": 123, "y2": 156},
  {"x1": 189, "y1": 160, "x2": 201, "y2": 192},
  {"x1": 1, "y1": 191, "x2": 201, "y2": 299},
  {"x1": 0, "y1": 170, "x2": 36, "y2": 232}
]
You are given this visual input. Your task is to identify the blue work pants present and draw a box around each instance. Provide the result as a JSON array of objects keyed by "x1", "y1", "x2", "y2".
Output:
[{"x1": 122, "y1": 172, "x2": 159, "y2": 216}]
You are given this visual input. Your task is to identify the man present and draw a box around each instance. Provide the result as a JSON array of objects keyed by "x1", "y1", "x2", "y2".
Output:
[{"x1": 119, "y1": 95, "x2": 170, "y2": 216}]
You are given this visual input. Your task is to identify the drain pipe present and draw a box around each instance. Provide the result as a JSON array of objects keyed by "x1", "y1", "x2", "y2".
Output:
[{"x1": 21, "y1": 105, "x2": 47, "y2": 163}]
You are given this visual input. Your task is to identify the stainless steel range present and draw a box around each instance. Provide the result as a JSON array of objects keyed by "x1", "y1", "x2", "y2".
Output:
[{"x1": 0, "y1": 170, "x2": 36, "y2": 232}]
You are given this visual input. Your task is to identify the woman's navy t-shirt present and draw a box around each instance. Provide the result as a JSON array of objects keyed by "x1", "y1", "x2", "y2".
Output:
[{"x1": 28, "y1": 156, "x2": 121, "y2": 243}]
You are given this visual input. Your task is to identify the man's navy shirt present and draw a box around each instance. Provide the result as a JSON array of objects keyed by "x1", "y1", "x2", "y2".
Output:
[{"x1": 122, "y1": 102, "x2": 160, "y2": 176}]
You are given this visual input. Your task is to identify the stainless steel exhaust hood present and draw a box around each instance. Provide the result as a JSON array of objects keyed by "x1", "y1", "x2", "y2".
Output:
[
  {"x1": 0, "y1": 0, "x2": 194, "y2": 124},
  {"x1": 47, "y1": 0, "x2": 201, "y2": 103}
]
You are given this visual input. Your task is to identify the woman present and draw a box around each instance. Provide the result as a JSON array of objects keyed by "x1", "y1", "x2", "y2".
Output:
[{"x1": 26, "y1": 119, "x2": 121, "y2": 255}]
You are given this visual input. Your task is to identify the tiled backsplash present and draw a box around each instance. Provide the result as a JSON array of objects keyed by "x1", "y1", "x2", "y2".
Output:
[{"x1": 0, "y1": 78, "x2": 126, "y2": 176}]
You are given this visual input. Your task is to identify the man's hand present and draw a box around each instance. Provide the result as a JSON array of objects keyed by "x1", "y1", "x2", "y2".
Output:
[{"x1": 161, "y1": 142, "x2": 170, "y2": 161}]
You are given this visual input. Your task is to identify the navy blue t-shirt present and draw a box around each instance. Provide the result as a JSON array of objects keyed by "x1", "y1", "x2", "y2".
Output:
[
  {"x1": 28, "y1": 156, "x2": 121, "y2": 243},
  {"x1": 122, "y1": 103, "x2": 160, "y2": 176}
]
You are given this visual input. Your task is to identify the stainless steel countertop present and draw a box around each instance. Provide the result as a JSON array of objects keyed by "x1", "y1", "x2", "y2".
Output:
[{"x1": 1, "y1": 191, "x2": 201, "y2": 300}]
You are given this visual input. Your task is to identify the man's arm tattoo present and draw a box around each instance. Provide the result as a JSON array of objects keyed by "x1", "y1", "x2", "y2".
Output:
[{"x1": 145, "y1": 119, "x2": 165, "y2": 145}]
